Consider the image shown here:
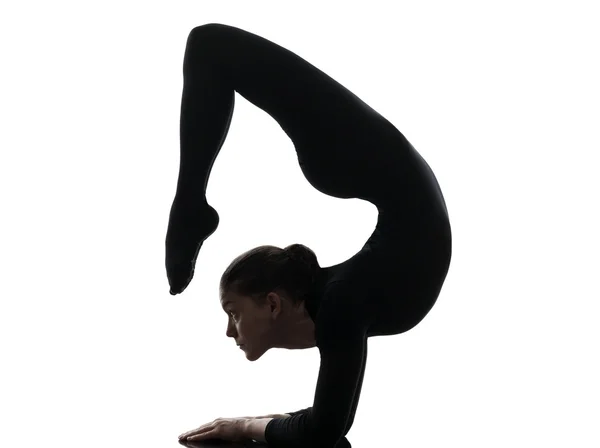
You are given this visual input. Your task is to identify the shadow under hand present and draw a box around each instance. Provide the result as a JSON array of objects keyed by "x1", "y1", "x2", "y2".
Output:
[{"x1": 180, "y1": 438, "x2": 268, "y2": 448}]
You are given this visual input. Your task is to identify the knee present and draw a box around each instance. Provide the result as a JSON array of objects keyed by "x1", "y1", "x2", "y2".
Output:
[
  {"x1": 187, "y1": 23, "x2": 231, "y2": 43},
  {"x1": 184, "y1": 23, "x2": 231, "y2": 66}
]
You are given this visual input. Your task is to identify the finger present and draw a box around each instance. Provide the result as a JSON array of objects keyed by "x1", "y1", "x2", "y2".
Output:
[
  {"x1": 178, "y1": 429, "x2": 199, "y2": 439},
  {"x1": 179, "y1": 418, "x2": 222, "y2": 439},
  {"x1": 188, "y1": 429, "x2": 217, "y2": 442},
  {"x1": 181, "y1": 423, "x2": 217, "y2": 439},
  {"x1": 179, "y1": 424, "x2": 212, "y2": 440}
]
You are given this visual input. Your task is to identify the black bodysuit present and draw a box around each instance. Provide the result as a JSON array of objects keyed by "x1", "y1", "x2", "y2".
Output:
[{"x1": 165, "y1": 23, "x2": 452, "y2": 448}]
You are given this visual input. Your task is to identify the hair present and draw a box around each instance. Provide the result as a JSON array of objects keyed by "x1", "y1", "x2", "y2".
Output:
[{"x1": 219, "y1": 243, "x2": 320, "y2": 307}]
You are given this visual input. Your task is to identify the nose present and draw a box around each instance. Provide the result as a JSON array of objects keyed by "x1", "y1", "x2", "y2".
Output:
[{"x1": 226, "y1": 321, "x2": 236, "y2": 339}]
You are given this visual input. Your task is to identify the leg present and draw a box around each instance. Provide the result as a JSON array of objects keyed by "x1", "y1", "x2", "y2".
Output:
[
  {"x1": 166, "y1": 23, "x2": 448, "y2": 294},
  {"x1": 176, "y1": 23, "x2": 421, "y2": 202},
  {"x1": 165, "y1": 26, "x2": 236, "y2": 294}
]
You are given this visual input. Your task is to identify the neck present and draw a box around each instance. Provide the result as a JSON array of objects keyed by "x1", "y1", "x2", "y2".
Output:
[{"x1": 275, "y1": 303, "x2": 316, "y2": 350}]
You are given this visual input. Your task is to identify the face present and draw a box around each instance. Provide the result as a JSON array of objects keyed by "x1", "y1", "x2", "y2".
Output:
[{"x1": 220, "y1": 290, "x2": 287, "y2": 362}]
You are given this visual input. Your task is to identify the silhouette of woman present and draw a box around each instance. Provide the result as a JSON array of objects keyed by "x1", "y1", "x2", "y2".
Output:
[{"x1": 167, "y1": 23, "x2": 452, "y2": 448}]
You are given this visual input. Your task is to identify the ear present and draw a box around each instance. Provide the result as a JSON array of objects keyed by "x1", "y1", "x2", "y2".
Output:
[{"x1": 265, "y1": 292, "x2": 285, "y2": 317}]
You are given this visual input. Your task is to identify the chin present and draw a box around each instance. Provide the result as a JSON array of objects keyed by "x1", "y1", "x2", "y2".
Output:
[
  {"x1": 244, "y1": 347, "x2": 266, "y2": 362},
  {"x1": 246, "y1": 351, "x2": 261, "y2": 362}
]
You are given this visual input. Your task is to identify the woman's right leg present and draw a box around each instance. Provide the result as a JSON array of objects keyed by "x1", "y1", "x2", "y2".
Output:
[{"x1": 166, "y1": 23, "x2": 448, "y2": 294}]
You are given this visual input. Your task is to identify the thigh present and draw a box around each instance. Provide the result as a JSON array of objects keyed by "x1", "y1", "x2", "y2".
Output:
[
  {"x1": 195, "y1": 24, "x2": 400, "y2": 143},
  {"x1": 189, "y1": 23, "x2": 418, "y2": 205}
]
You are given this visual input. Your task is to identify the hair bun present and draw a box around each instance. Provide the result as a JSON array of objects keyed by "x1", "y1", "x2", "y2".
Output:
[
  {"x1": 285, "y1": 244, "x2": 312, "y2": 263},
  {"x1": 284, "y1": 244, "x2": 320, "y2": 283}
]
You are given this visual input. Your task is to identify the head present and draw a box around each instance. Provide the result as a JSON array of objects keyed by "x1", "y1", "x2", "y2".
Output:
[{"x1": 219, "y1": 243, "x2": 320, "y2": 361}]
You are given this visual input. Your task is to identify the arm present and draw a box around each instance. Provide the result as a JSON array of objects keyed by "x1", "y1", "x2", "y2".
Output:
[
  {"x1": 263, "y1": 283, "x2": 368, "y2": 447},
  {"x1": 243, "y1": 413, "x2": 291, "y2": 419},
  {"x1": 240, "y1": 412, "x2": 305, "y2": 440},
  {"x1": 243, "y1": 418, "x2": 351, "y2": 448},
  {"x1": 240, "y1": 414, "x2": 292, "y2": 442},
  {"x1": 264, "y1": 335, "x2": 367, "y2": 447},
  {"x1": 285, "y1": 407, "x2": 311, "y2": 417},
  {"x1": 244, "y1": 418, "x2": 274, "y2": 443}
]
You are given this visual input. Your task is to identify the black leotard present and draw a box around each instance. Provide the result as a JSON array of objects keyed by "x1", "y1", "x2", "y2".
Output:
[{"x1": 166, "y1": 23, "x2": 452, "y2": 448}]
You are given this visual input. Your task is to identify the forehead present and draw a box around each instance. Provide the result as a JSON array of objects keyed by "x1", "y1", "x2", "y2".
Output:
[
  {"x1": 220, "y1": 290, "x2": 253, "y2": 308},
  {"x1": 220, "y1": 291, "x2": 241, "y2": 308}
]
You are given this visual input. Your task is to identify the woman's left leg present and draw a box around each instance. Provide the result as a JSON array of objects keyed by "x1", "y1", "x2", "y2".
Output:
[{"x1": 166, "y1": 23, "x2": 451, "y2": 295}]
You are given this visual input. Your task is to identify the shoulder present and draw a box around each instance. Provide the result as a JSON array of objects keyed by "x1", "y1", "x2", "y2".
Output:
[{"x1": 314, "y1": 280, "x2": 369, "y2": 346}]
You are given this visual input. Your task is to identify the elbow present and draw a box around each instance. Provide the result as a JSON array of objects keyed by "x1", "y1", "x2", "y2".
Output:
[{"x1": 307, "y1": 426, "x2": 345, "y2": 448}]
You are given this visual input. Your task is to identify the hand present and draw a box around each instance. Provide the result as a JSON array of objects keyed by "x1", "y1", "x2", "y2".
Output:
[{"x1": 179, "y1": 417, "x2": 249, "y2": 443}]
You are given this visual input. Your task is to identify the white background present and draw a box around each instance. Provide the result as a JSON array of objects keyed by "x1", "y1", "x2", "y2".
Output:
[{"x1": 1, "y1": 1, "x2": 599, "y2": 447}]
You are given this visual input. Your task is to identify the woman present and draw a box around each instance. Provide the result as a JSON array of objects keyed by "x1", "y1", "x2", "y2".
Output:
[{"x1": 168, "y1": 23, "x2": 452, "y2": 448}]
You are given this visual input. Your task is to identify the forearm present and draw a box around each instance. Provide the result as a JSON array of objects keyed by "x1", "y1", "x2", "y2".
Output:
[
  {"x1": 243, "y1": 417, "x2": 274, "y2": 442},
  {"x1": 257, "y1": 413, "x2": 292, "y2": 419},
  {"x1": 239, "y1": 413, "x2": 291, "y2": 420}
]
